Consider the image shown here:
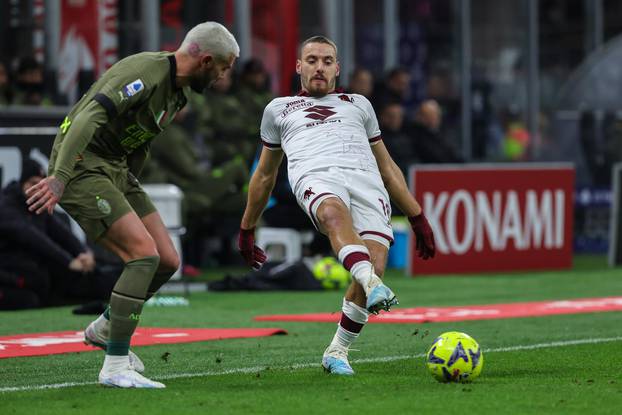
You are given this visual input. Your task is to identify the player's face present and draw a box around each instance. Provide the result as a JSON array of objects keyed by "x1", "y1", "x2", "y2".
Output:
[
  {"x1": 297, "y1": 43, "x2": 340, "y2": 97},
  {"x1": 191, "y1": 54, "x2": 236, "y2": 93}
]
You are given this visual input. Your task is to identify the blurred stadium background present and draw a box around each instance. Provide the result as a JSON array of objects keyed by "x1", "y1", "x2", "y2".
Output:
[
  {"x1": 1, "y1": 0, "x2": 621, "y2": 274},
  {"x1": 1, "y1": 1, "x2": 622, "y2": 411}
]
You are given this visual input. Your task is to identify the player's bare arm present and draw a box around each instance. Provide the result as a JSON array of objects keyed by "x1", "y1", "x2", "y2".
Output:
[
  {"x1": 240, "y1": 147, "x2": 284, "y2": 229},
  {"x1": 371, "y1": 140, "x2": 422, "y2": 216},
  {"x1": 371, "y1": 141, "x2": 436, "y2": 259},
  {"x1": 238, "y1": 147, "x2": 283, "y2": 269}
]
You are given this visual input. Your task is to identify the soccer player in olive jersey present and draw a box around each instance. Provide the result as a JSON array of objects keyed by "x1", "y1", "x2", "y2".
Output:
[
  {"x1": 238, "y1": 36, "x2": 436, "y2": 375},
  {"x1": 25, "y1": 22, "x2": 239, "y2": 388}
]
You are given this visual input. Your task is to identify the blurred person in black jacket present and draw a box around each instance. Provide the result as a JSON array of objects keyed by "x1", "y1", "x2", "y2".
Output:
[
  {"x1": 348, "y1": 67, "x2": 374, "y2": 99},
  {"x1": 378, "y1": 102, "x2": 420, "y2": 176},
  {"x1": 0, "y1": 159, "x2": 115, "y2": 310},
  {"x1": 407, "y1": 99, "x2": 464, "y2": 164}
]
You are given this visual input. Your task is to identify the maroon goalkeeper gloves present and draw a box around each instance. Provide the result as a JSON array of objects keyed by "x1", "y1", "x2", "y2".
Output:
[
  {"x1": 238, "y1": 227, "x2": 267, "y2": 270},
  {"x1": 408, "y1": 213, "x2": 436, "y2": 260}
]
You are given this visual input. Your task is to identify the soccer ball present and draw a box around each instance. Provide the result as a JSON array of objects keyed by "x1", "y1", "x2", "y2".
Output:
[
  {"x1": 312, "y1": 257, "x2": 350, "y2": 290},
  {"x1": 426, "y1": 331, "x2": 483, "y2": 383}
]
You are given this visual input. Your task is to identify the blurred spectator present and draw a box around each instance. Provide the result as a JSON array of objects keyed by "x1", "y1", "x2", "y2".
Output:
[
  {"x1": 193, "y1": 70, "x2": 257, "y2": 166},
  {"x1": 379, "y1": 102, "x2": 419, "y2": 175},
  {"x1": 141, "y1": 110, "x2": 248, "y2": 267},
  {"x1": 0, "y1": 60, "x2": 12, "y2": 106},
  {"x1": 406, "y1": 99, "x2": 464, "y2": 164},
  {"x1": 0, "y1": 159, "x2": 115, "y2": 310},
  {"x1": 12, "y1": 56, "x2": 54, "y2": 106},
  {"x1": 142, "y1": 109, "x2": 248, "y2": 224},
  {"x1": 235, "y1": 58, "x2": 273, "y2": 145},
  {"x1": 348, "y1": 67, "x2": 374, "y2": 98},
  {"x1": 471, "y1": 67, "x2": 504, "y2": 160},
  {"x1": 372, "y1": 67, "x2": 411, "y2": 111}
]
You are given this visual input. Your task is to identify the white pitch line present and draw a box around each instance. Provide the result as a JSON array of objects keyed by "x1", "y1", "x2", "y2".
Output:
[{"x1": 1, "y1": 336, "x2": 621, "y2": 393}]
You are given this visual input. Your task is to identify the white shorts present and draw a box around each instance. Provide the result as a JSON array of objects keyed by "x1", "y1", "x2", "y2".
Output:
[{"x1": 293, "y1": 167, "x2": 394, "y2": 248}]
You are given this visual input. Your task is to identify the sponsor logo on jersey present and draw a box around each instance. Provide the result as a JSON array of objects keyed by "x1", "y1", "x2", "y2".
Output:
[
  {"x1": 285, "y1": 99, "x2": 306, "y2": 108},
  {"x1": 123, "y1": 79, "x2": 144, "y2": 97},
  {"x1": 119, "y1": 124, "x2": 157, "y2": 151},
  {"x1": 303, "y1": 105, "x2": 336, "y2": 121},
  {"x1": 281, "y1": 99, "x2": 313, "y2": 117}
]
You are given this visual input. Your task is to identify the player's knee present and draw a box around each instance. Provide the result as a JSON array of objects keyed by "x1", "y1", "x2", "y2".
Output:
[
  {"x1": 159, "y1": 251, "x2": 181, "y2": 273},
  {"x1": 317, "y1": 201, "x2": 348, "y2": 231},
  {"x1": 128, "y1": 237, "x2": 159, "y2": 260}
]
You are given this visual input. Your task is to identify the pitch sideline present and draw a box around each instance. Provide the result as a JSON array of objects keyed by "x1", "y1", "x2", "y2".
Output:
[{"x1": 1, "y1": 335, "x2": 621, "y2": 393}]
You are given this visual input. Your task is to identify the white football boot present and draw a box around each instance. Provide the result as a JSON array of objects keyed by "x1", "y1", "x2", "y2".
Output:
[
  {"x1": 322, "y1": 344, "x2": 355, "y2": 375},
  {"x1": 84, "y1": 316, "x2": 145, "y2": 373},
  {"x1": 99, "y1": 356, "x2": 165, "y2": 389},
  {"x1": 364, "y1": 274, "x2": 399, "y2": 314}
]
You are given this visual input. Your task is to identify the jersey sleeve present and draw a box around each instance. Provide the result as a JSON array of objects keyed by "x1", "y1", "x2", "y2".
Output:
[
  {"x1": 360, "y1": 96, "x2": 382, "y2": 145},
  {"x1": 260, "y1": 101, "x2": 281, "y2": 150},
  {"x1": 92, "y1": 69, "x2": 152, "y2": 119}
]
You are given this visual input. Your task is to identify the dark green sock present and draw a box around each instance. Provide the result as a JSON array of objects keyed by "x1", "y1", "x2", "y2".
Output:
[
  {"x1": 107, "y1": 255, "x2": 159, "y2": 356},
  {"x1": 145, "y1": 270, "x2": 175, "y2": 300}
]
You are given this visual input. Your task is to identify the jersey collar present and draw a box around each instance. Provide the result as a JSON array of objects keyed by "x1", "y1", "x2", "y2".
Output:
[
  {"x1": 167, "y1": 54, "x2": 178, "y2": 90},
  {"x1": 296, "y1": 87, "x2": 345, "y2": 97}
]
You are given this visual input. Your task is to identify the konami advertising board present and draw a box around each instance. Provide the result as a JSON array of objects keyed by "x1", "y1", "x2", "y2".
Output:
[{"x1": 408, "y1": 164, "x2": 575, "y2": 275}]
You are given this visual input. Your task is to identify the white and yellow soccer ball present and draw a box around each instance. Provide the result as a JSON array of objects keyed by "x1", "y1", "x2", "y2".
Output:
[
  {"x1": 426, "y1": 331, "x2": 484, "y2": 383},
  {"x1": 312, "y1": 257, "x2": 350, "y2": 290}
]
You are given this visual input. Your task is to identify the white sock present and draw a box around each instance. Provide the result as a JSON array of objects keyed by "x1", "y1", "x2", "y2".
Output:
[
  {"x1": 329, "y1": 326, "x2": 359, "y2": 351},
  {"x1": 328, "y1": 299, "x2": 370, "y2": 351},
  {"x1": 101, "y1": 355, "x2": 130, "y2": 374},
  {"x1": 337, "y1": 244, "x2": 373, "y2": 287}
]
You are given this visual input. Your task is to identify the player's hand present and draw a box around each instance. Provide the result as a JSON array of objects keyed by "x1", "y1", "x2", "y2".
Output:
[
  {"x1": 238, "y1": 227, "x2": 267, "y2": 270},
  {"x1": 408, "y1": 213, "x2": 436, "y2": 260},
  {"x1": 69, "y1": 257, "x2": 86, "y2": 273},
  {"x1": 25, "y1": 176, "x2": 65, "y2": 215},
  {"x1": 78, "y1": 251, "x2": 96, "y2": 273}
]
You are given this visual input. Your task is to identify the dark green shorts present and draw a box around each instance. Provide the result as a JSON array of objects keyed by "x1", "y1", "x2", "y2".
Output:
[{"x1": 59, "y1": 151, "x2": 156, "y2": 241}]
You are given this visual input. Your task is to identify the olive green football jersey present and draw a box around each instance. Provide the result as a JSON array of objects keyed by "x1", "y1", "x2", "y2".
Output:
[{"x1": 50, "y1": 52, "x2": 188, "y2": 175}]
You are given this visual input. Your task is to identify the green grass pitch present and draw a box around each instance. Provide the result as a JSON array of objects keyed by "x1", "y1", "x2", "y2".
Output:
[{"x1": 1, "y1": 255, "x2": 621, "y2": 414}]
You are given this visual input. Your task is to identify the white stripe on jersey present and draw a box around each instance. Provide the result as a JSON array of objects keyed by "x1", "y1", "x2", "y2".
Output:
[{"x1": 260, "y1": 92, "x2": 383, "y2": 187}]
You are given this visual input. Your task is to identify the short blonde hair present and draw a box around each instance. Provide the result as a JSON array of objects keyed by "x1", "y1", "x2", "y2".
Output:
[
  {"x1": 299, "y1": 35, "x2": 338, "y2": 58},
  {"x1": 180, "y1": 22, "x2": 240, "y2": 60}
]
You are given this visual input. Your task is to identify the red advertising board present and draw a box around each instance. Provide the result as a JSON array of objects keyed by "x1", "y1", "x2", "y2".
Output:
[
  {"x1": 58, "y1": 0, "x2": 118, "y2": 100},
  {"x1": 408, "y1": 164, "x2": 575, "y2": 275}
]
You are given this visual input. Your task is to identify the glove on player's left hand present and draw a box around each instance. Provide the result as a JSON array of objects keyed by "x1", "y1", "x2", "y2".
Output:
[
  {"x1": 408, "y1": 213, "x2": 436, "y2": 260},
  {"x1": 238, "y1": 227, "x2": 267, "y2": 270}
]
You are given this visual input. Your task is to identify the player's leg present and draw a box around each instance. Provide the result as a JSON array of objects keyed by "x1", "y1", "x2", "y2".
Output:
[
  {"x1": 317, "y1": 170, "x2": 396, "y2": 375},
  {"x1": 323, "y1": 239, "x2": 390, "y2": 375},
  {"x1": 124, "y1": 175, "x2": 180, "y2": 299},
  {"x1": 315, "y1": 197, "x2": 395, "y2": 313},
  {"x1": 343, "y1": 240, "x2": 388, "y2": 306},
  {"x1": 140, "y1": 211, "x2": 181, "y2": 299},
  {"x1": 294, "y1": 172, "x2": 391, "y2": 374},
  {"x1": 61, "y1": 166, "x2": 163, "y2": 388},
  {"x1": 94, "y1": 212, "x2": 164, "y2": 388},
  {"x1": 313, "y1": 198, "x2": 375, "y2": 375},
  {"x1": 84, "y1": 211, "x2": 175, "y2": 376},
  {"x1": 85, "y1": 184, "x2": 177, "y2": 379}
]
